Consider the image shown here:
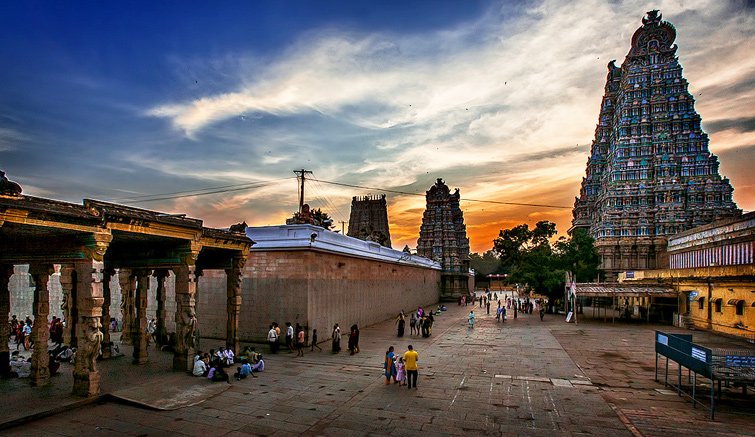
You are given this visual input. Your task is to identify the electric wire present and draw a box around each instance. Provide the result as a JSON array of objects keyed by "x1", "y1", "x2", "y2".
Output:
[
  {"x1": 309, "y1": 178, "x2": 572, "y2": 209},
  {"x1": 112, "y1": 177, "x2": 295, "y2": 204}
]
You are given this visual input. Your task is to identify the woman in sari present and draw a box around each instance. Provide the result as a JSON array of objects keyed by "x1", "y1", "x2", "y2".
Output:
[{"x1": 384, "y1": 346, "x2": 396, "y2": 384}]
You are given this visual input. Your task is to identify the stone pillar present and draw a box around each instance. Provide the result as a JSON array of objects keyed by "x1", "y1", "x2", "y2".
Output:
[
  {"x1": 132, "y1": 269, "x2": 151, "y2": 365},
  {"x1": 100, "y1": 267, "x2": 115, "y2": 359},
  {"x1": 72, "y1": 259, "x2": 106, "y2": 397},
  {"x1": 154, "y1": 269, "x2": 169, "y2": 347},
  {"x1": 0, "y1": 264, "x2": 13, "y2": 377},
  {"x1": 29, "y1": 263, "x2": 53, "y2": 386},
  {"x1": 59, "y1": 264, "x2": 75, "y2": 347},
  {"x1": 225, "y1": 256, "x2": 245, "y2": 354},
  {"x1": 173, "y1": 264, "x2": 197, "y2": 371},
  {"x1": 118, "y1": 269, "x2": 135, "y2": 345},
  {"x1": 72, "y1": 232, "x2": 110, "y2": 397}
]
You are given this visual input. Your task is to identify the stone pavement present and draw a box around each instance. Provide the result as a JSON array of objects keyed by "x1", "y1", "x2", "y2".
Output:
[{"x1": 1, "y1": 302, "x2": 753, "y2": 436}]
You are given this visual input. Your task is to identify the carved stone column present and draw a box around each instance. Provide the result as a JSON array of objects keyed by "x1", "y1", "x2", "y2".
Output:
[
  {"x1": 173, "y1": 263, "x2": 197, "y2": 371},
  {"x1": 225, "y1": 256, "x2": 246, "y2": 354},
  {"x1": 153, "y1": 269, "x2": 169, "y2": 347},
  {"x1": 0, "y1": 264, "x2": 13, "y2": 377},
  {"x1": 72, "y1": 233, "x2": 110, "y2": 397},
  {"x1": 29, "y1": 263, "x2": 54, "y2": 386},
  {"x1": 100, "y1": 267, "x2": 115, "y2": 359},
  {"x1": 132, "y1": 269, "x2": 151, "y2": 365},
  {"x1": 59, "y1": 265, "x2": 75, "y2": 347},
  {"x1": 118, "y1": 269, "x2": 135, "y2": 345}
]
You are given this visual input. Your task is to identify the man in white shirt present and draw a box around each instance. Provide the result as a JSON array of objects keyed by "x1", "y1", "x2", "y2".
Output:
[
  {"x1": 267, "y1": 325, "x2": 278, "y2": 353},
  {"x1": 193, "y1": 356, "x2": 209, "y2": 376}
]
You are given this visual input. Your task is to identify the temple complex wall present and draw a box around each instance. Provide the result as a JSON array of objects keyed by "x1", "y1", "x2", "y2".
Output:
[{"x1": 193, "y1": 225, "x2": 441, "y2": 344}]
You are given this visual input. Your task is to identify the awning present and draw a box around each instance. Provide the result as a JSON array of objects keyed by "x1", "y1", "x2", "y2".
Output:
[
  {"x1": 728, "y1": 299, "x2": 744, "y2": 305},
  {"x1": 575, "y1": 283, "x2": 676, "y2": 298}
]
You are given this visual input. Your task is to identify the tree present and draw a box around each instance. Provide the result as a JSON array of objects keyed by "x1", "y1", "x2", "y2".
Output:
[
  {"x1": 554, "y1": 228, "x2": 601, "y2": 283},
  {"x1": 287, "y1": 207, "x2": 334, "y2": 230},
  {"x1": 469, "y1": 250, "x2": 504, "y2": 284},
  {"x1": 492, "y1": 221, "x2": 601, "y2": 310}
]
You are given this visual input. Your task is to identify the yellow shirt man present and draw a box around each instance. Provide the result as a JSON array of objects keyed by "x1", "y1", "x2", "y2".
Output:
[{"x1": 403, "y1": 348, "x2": 419, "y2": 370}]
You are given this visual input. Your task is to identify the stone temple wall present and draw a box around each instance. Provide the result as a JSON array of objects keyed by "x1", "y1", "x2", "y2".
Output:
[{"x1": 196, "y1": 249, "x2": 440, "y2": 344}]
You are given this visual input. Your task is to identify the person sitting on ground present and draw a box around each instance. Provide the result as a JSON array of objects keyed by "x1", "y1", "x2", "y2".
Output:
[
  {"x1": 102, "y1": 341, "x2": 123, "y2": 358},
  {"x1": 193, "y1": 355, "x2": 209, "y2": 377},
  {"x1": 223, "y1": 347, "x2": 235, "y2": 366},
  {"x1": 193, "y1": 350, "x2": 203, "y2": 363},
  {"x1": 251, "y1": 355, "x2": 265, "y2": 373},
  {"x1": 48, "y1": 351, "x2": 61, "y2": 376},
  {"x1": 207, "y1": 363, "x2": 230, "y2": 383},
  {"x1": 55, "y1": 345, "x2": 75, "y2": 363},
  {"x1": 234, "y1": 358, "x2": 255, "y2": 380}
]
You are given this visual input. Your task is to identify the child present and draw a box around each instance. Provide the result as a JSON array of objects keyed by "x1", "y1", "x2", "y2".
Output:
[
  {"x1": 395, "y1": 357, "x2": 407, "y2": 386},
  {"x1": 234, "y1": 359, "x2": 254, "y2": 380},
  {"x1": 311, "y1": 329, "x2": 322, "y2": 352}
]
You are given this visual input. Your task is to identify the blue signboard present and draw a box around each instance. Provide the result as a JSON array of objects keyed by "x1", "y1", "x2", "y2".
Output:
[{"x1": 725, "y1": 355, "x2": 755, "y2": 368}]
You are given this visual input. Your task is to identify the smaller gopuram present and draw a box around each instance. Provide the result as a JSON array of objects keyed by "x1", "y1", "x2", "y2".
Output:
[
  {"x1": 347, "y1": 194, "x2": 392, "y2": 248},
  {"x1": 417, "y1": 179, "x2": 471, "y2": 301}
]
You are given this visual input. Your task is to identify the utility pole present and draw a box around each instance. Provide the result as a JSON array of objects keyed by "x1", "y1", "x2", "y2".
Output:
[
  {"x1": 293, "y1": 169, "x2": 313, "y2": 213},
  {"x1": 340, "y1": 221, "x2": 346, "y2": 234}
]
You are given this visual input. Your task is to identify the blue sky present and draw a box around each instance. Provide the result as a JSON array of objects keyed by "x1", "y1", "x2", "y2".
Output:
[{"x1": 1, "y1": 0, "x2": 753, "y2": 252}]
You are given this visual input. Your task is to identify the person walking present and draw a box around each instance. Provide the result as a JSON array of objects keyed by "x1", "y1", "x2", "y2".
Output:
[
  {"x1": 296, "y1": 324, "x2": 305, "y2": 357},
  {"x1": 468, "y1": 310, "x2": 475, "y2": 328},
  {"x1": 396, "y1": 311, "x2": 405, "y2": 337},
  {"x1": 403, "y1": 345, "x2": 419, "y2": 389},
  {"x1": 310, "y1": 329, "x2": 322, "y2": 352},
  {"x1": 383, "y1": 346, "x2": 396, "y2": 384},
  {"x1": 409, "y1": 312, "x2": 417, "y2": 336}
]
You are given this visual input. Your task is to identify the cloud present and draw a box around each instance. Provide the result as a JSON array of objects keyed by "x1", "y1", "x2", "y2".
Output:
[
  {"x1": 134, "y1": 0, "x2": 755, "y2": 252},
  {"x1": 0, "y1": 128, "x2": 27, "y2": 152}
]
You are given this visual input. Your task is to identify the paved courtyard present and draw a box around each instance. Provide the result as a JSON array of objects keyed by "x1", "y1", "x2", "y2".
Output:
[{"x1": 1, "y1": 302, "x2": 753, "y2": 436}]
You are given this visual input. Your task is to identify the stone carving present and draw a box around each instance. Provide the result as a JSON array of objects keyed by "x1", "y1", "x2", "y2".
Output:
[
  {"x1": 178, "y1": 306, "x2": 197, "y2": 351},
  {"x1": 0, "y1": 171, "x2": 22, "y2": 196},
  {"x1": 77, "y1": 316, "x2": 103, "y2": 373},
  {"x1": 229, "y1": 221, "x2": 247, "y2": 233}
]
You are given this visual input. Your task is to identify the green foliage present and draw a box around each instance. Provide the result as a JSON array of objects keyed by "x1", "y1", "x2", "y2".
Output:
[
  {"x1": 491, "y1": 221, "x2": 601, "y2": 300},
  {"x1": 469, "y1": 250, "x2": 505, "y2": 282}
]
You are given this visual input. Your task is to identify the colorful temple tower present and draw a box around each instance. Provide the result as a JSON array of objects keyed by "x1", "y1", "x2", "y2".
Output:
[
  {"x1": 347, "y1": 194, "x2": 392, "y2": 248},
  {"x1": 417, "y1": 178, "x2": 471, "y2": 301},
  {"x1": 572, "y1": 10, "x2": 740, "y2": 280}
]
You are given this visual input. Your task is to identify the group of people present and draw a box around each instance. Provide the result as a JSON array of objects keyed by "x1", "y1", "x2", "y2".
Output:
[
  {"x1": 9, "y1": 314, "x2": 34, "y2": 351},
  {"x1": 192, "y1": 345, "x2": 265, "y2": 382},
  {"x1": 399, "y1": 307, "x2": 434, "y2": 338},
  {"x1": 383, "y1": 344, "x2": 419, "y2": 389},
  {"x1": 266, "y1": 321, "x2": 307, "y2": 356}
]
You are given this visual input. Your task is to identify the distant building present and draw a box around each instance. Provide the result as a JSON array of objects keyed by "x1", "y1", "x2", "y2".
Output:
[
  {"x1": 417, "y1": 178, "x2": 471, "y2": 301},
  {"x1": 571, "y1": 10, "x2": 740, "y2": 280},
  {"x1": 347, "y1": 195, "x2": 392, "y2": 248},
  {"x1": 620, "y1": 212, "x2": 754, "y2": 339}
]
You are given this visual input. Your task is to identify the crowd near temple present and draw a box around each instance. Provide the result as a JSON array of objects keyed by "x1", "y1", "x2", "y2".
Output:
[{"x1": 0, "y1": 11, "x2": 752, "y2": 431}]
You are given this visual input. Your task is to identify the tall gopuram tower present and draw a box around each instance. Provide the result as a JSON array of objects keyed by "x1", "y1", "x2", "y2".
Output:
[
  {"x1": 347, "y1": 194, "x2": 392, "y2": 248},
  {"x1": 417, "y1": 178, "x2": 470, "y2": 301},
  {"x1": 572, "y1": 10, "x2": 740, "y2": 280}
]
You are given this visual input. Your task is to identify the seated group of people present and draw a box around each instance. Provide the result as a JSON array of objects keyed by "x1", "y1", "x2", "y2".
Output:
[{"x1": 192, "y1": 345, "x2": 264, "y2": 382}]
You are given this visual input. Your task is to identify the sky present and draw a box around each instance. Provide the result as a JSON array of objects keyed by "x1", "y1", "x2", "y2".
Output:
[{"x1": 1, "y1": 0, "x2": 753, "y2": 254}]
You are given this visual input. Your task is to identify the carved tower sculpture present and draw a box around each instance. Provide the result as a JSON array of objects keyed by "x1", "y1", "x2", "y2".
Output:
[
  {"x1": 347, "y1": 194, "x2": 392, "y2": 248},
  {"x1": 572, "y1": 11, "x2": 740, "y2": 280},
  {"x1": 417, "y1": 178, "x2": 470, "y2": 301}
]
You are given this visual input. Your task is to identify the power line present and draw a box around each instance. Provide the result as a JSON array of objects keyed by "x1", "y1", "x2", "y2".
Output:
[
  {"x1": 112, "y1": 177, "x2": 295, "y2": 204},
  {"x1": 309, "y1": 178, "x2": 572, "y2": 209}
]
